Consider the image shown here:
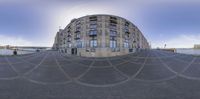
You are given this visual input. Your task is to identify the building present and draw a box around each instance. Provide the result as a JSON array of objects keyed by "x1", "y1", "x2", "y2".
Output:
[
  {"x1": 194, "y1": 44, "x2": 200, "y2": 49},
  {"x1": 53, "y1": 14, "x2": 150, "y2": 57},
  {"x1": 53, "y1": 29, "x2": 63, "y2": 50}
]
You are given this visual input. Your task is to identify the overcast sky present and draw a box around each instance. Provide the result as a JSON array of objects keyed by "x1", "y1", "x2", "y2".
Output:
[{"x1": 0, "y1": 0, "x2": 200, "y2": 48}]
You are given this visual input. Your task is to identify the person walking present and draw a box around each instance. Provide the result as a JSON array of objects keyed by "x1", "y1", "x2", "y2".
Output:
[{"x1": 13, "y1": 49, "x2": 17, "y2": 55}]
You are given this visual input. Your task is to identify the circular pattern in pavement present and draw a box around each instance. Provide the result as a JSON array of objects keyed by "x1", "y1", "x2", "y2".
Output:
[{"x1": 0, "y1": 50, "x2": 199, "y2": 87}]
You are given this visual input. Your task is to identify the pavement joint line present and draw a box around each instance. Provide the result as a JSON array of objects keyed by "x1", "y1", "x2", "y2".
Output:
[
  {"x1": 107, "y1": 58, "x2": 130, "y2": 67},
  {"x1": 128, "y1": 51, "x2": 179, "y2": 82},
  {"x1": 74, "y1": 58, "x2": 131, "y2": 87},
  {"x1": 23, "y1": 52, "x2": 73, "y2": 85},
  {"x1": 4, "y1": 52, "x2": 46, "y2": 65},
  {"x1": 11, "y1": 52, "x2": 45, "y2": 65},
  {"x1": 154, "y1": 51, "x2": 179, "y2": 75},
  {"x1": 0, "y1": 53, "x2": 45, "y2": 80},
  {"x1": 0, "y1": 76, "x2": 20, "y2": 80},
  {"x1": 73, "y1": 58, "x2": 127, "y2": 87},
  {"x1": 172, "y1": 57, "x2": 200, "y2": 81},
  {"x1": 178, "y1": 74, "x2": 200, "y2": 81},
  {"x1": 91, "y1": 58, "x2": 113, "y2": 68},
  {"x1": 24, "y1": 76, "x2": 73, "y2": 85},
  {"x1": 72, "y1": 53, "x2": 145, "y2": 87},
  {"x1": 74, "y1": 60, "x2": 95, "y2": 80},
  {"x1": 4, "y1": 56, "x2": 20, "y2": 75},
  {"x1": 162, "y1": 53, "x2": 195, "y2": 64},
  {"x1": 106, "y1": 57, "x2": 130, "y2": 79},
  {"x1": 156, "y1": 50, "x2": 181, "y2": 57},
  {"x1": 23, "y1": 52, "x2": 49, "y2": 76},
  {"x1": 1, "y1": 50, "x2": 198, "y2": 87},
  {"x1": 133, "y1": 75, "x2": 177, "y2": 83},
  {"x1": 74, "y1": 79, "x2": 131, "y2": 87},
  {"x1": 57, "y1": 52, "x2": 118, "y2": 68},
  {"x1": 0, "y1": 56, "x2": 21, "y2": 80},
  {"x1": 119, "y1": 56, "x2": 147, "y2": 66},
  {"x1": 131, "y1": 53, "x2": 150, "y2": 79},
  {"x1": 130, "y1": 53, "x2": 179, "y2": 59},
  {"x1": 178, "y1": 57, "x2": 197, "y2": 75},
  {"x1": 74, "y1": 52, "x2": 175, "y2": 87},
  {"x1": 54, "y1": 53, "x2": 73, "y2": 81},
  {"x1": 14, "y1": 53, "x2": 38, "y2": 59}
]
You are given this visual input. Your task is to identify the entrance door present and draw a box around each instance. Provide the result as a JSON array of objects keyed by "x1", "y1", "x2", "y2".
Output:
[{"x1": 71, "y1": 48, "x2": 77, "y2": 55}]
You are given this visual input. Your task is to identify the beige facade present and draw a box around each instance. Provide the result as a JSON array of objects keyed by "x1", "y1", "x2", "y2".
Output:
[
  {"x1": 53, "y1": 29, "x2": 63, "y2": 50},
  {"x1": 194, "y1": 44, "x2": 200, "y2": 49},
  {"x1": 53, "y1": 14, "x2": 150, "y2": 57}
]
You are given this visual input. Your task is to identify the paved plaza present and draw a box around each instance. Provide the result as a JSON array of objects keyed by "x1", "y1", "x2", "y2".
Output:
[{"x1": 0, "y1": 50, "x2": 200, "y2": 99}]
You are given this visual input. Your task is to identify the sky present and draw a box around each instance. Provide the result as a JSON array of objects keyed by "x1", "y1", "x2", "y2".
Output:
[{"x1": 0, "y1": 0, "x2": 200, "y2": 48}]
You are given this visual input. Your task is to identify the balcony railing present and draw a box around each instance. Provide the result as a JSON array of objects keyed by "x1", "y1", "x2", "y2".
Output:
[
  {"x1": 110, "y1": 17, "x2": 117, "y2": 20},
  {"x1": 110, "y1": 20, "x2": 117, "y2": 24},
  {"x1": 125, "y1": 31, "x2": 130, "y2": 34},
  {"x1": 75, "y1": 30, "x2": 81, "y2": 33},
  {"x1": 67, "y1": 34, "x2": 71, "y2": 37},
  {"x1": 67, "y1": 40, "x2": 71, "y2": 42},
  {"x1": 90, "y1": 21, "x2": 97, "y2": 24},
  {"x1": 74, "y1": 37, "x2": 81, "y2": 40},
  {"x1": 89, "y1": 33, "x2": 97, "y2": 37},
  {"x1": 89, "y1": 30, "x2": 97, "y2": 37}
]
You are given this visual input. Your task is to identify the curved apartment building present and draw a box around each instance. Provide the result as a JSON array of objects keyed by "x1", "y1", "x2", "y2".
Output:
[{"x1": 53, "y1": 14, "x2": 150, "y2": 57}]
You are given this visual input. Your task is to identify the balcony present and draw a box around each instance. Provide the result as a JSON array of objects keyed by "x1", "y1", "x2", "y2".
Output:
[
  {"x1": 110, "y1": 16, "x2": 117, "y2": 20},
  {"x1": 125, "y1": 31, "x2": 130, "y2": 34},
  {"x1": 74, "y1": 37, "x2": 81, "y2": 40},
  {"x1": 90, "y1": 21, "x2": 97, "y2": 25},
  {"x1": 89, "y1": 16, "x2": 97, "y2": 19},
  {"x1": 110, "y1": 20, "x2": 117, "y2": 24},
  {"x1": 89, "y1": 16, "x2": 97, "y2": 21},
  {"x1": 89, "y1": 30, "x2": 97, "y2": 37},
  {"x1": 67, "y1": 34, "x2": 71, "y2": 37},
  {"x1": 110, "y1": 26, "x2": 117, "y2": 30},
  {"x1": 110, "y1": 37, "x2": 117, "y2": 40},
  {"x1": 110, "y1": 31, "x2": 117, "y2": 37},
  {"x1": 90, "y1": 24, "x2": 97, "y2": 29},
  {"x1": 75, "y1": 30, "x2": 81, "y2": 33},
  {"x1": 125, "y1": 22, "x2": 129, "y2": 26},
  {"x1": 76, "y1": 21, "x2": 81, "y2": 25},
  {"x1": 89, "y1": 33, "x2": 97, "y2": 37},
  {"x1": 67, "y1": 40, "x2": 71, "y2": 42},
  {"x1": 67, "y1": 26, "x2": 71, "y2": 29}
]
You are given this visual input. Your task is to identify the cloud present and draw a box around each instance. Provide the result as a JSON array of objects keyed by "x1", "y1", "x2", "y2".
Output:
[
  {"x1": 152, "y1": 34, "x2": 200, "y2": 48},
  {"x1": 0, "y1": 34, "x2": 33, "y2": 46}
]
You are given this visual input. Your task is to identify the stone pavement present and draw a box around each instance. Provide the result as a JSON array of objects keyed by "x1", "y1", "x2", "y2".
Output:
[{"x1": 0, "y1": 50, "x2": 200, "y2": 99}]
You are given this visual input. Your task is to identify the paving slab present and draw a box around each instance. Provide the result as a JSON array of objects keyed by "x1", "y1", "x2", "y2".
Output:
[{"x1": 0, "y1": 50, "x2": 200, "y2": 99}]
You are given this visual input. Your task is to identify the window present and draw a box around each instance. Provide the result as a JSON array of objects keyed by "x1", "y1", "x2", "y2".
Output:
[
  {"x1": 110, "y1": 40, "x2": 117, "y2": 48},
  {"x1": 124, "y1": 42, "x2": 129, "y2": 48},
  {"x1": 110, "y1": 30, "x2": 117, "y2": 37},
  {"x1": 90, "y1": 21, "x2": 97, "y2": 25},
  {"x1": 125, "y1": 22, "x2": 129, "y2": 26},
  {"x1": 124, "y1": 39, "x2": 129, "y2": 48},
  {"x1": 110, "y1": 24, "x2": 117, "y2": 30},
  {"x1": 76, "y1": 40, "x2": 82, "y2": 48},
  {"x1": 76, "y1": 26, "x2": 81, "y2": 31},
  {"x1": 90, "y1": 24, "x2": 97, "y2": 29},
  {"x1": 89, "y1": 30, "x2": 97, "y2": 35},
  {"x1": 75, "y1": 34, "x2": 81, "y2": 38},
  {"x1": 110, "y1": 16, "x2": 117, "y2": 20},
  {"x1": 90, "y1": 39, "x2": 97, "y2": 48},
  {"x1": 68, "y1": 43, "x2": 72, "y2": 48},
  {"x1": 124, "y1": 26, "x2": 129, "y2": 32}
]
